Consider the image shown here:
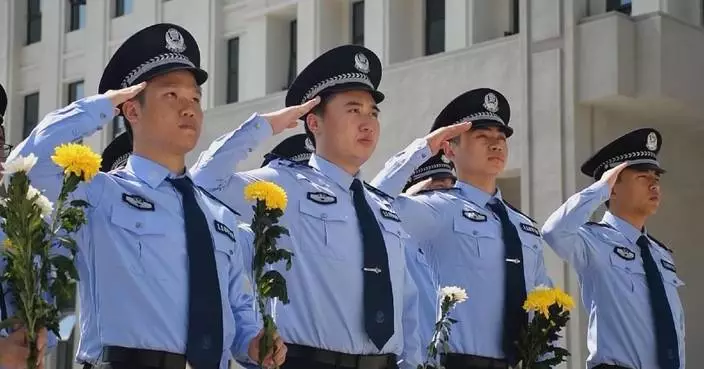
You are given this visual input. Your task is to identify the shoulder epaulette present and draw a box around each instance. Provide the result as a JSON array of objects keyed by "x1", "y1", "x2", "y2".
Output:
[
  {"x1": 585, "y1": 221, "x2": 614, "y2": 229},
  {"x1": 415, "y1": 187, "x2": 460, "y2": 196},
  {"x1": 363, "y1": 182, "x2": 394, "y2": 202},
  {"x1": 648, "y1": 234, "x2": 674, "y2": 254},
  {"x1": 503, "y1": 200, "x2": 537, "y2": 224},
  {"x1": 196, "y1": 185, "x2": 241, "y2": 217}
]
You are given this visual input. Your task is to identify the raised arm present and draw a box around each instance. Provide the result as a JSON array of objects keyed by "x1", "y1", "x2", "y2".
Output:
[{"x1": 541, "y1": 163, "x2": 628, "y2": 272}]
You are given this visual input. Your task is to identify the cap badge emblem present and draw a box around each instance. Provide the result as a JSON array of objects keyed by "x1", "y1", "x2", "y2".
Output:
[
  {"x1": 646, "y1": 132, "x2": 658, "y2": 151},
  {"x1": 483, "y1": 93, "x2": 499, "y2": 113},
  {"x1": 354, "y1": 53, "x2": 370, "y2": 74},
  {"x1": 165, "y1": 28, "x2": 186, "y2": 53}
]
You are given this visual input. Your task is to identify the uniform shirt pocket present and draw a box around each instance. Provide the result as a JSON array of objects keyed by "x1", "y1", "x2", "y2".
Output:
[
  {"x1": 378, "y1": 218, "x2": 408, "y2": 273},
  {"x1": 108, "y1": 204, "x2": 174, "y2": 278},
  {"x1": 609, "y1": 252, "x2": 645, "y2": 292},
  {"x1": 298, "y1": 200, "x2": 349, "y2": 260},
  {"x1": 451, "y1": 216, "x2": 496, "y2": 265}
]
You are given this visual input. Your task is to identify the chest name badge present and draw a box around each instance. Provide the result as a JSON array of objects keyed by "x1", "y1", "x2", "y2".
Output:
[
  {"x1": 520, "y1": 223, "x2": 541, "y2": 237},
  {"x1": 214, "y1": 220, "x2": 237, "y2": 243},
  {"x1": 122, "y1": 193, "x2": 155, "y2": 211},
  {"x1": 307, "y1": 192, "x2": 337, "y2": 205},
  {"x1": 380, "y1": 208, "x2": 401, "y2": 222},
  {"x1": 613, "y1": 246, "x2": 636, "y2": 261},
  {"x1": 462, "y1": 210, "x2": 487, "y2": 222},
  {"x1": 661, "y1": 259, "x2": 676, "y2": 273}
]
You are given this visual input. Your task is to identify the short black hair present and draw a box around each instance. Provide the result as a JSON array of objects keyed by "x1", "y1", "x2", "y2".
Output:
[{"x1": 304, "y1": 93, "x2": 334, "y2": 147}]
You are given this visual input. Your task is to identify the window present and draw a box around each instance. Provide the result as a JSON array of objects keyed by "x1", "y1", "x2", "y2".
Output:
[
  {"x1": 351, "y1": 1, "x2": 364, "y2": 45},
  {"x1": 113, "y1": 116, "x2": 126, "y2": 138},
  {"x1": 287, "y1": 20, "x2": 298, "y2": 88},
  {"x1": 27, "y1": 0, "x2": 42, "y2": 45},
  {"x1": 505, "y1": 0, "x2": 519, "y2": 36},
  {"x1": 606, "y1": 0, "x2": 632, "y2": 14},
  {"x1": 23, "y1": 93, "x2": 40, "y2": 139},
  {"x1": 67, "y1": 0, "x2": 86, "y2": 32},
  {"x1": 114, "y1": 0, "x2": 133, "y2": 18},
  {"x1": 67, "y1": 81, "x2": 84, "y2": 104},
  {"x1": 226, "y1": 38, "x2": 240, "y2": 104},
  {"x1": 424, "y1": 0, "x2": 445, "y2": 56}
]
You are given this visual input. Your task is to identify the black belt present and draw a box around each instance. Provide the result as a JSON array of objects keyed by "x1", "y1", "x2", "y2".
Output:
[
  {"x1": 286, "y1": 344, "x2": 397, "y2": 369},
  {"x1": 441, "y1": 353, "x2": 507, "y2": 369},
  {"x1": 101, "y1": 346, "x2": 186, "y2": 369},
  {"x1": 593, "y1": 365, "x2": 632, "y2": 369}
]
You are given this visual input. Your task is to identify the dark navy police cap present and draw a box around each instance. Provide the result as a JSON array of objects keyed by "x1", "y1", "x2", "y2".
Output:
[
  {"x1": 581, "y1": 128, "x2": 665, "y2": 180},
  {"x1": 100, "y1": 132, "x2": 132, "y2": 172},
  {"x1": 431, "y1": 88, "x2": 512, "y2": 137},
  {"x1": 0, "y1": 83, "x2": 7, "y2": 124},
  {"x1": 261, "y1": 133, "x2": 314, "y2": 168},
  {"x1": 402, "y1": 153, "x2": 456, "y2": 192},
  {"x1": 285, "y1": 44, "x2": 384, "y2": 108},
  {"x1": 99, "y1": 23, "x2": 207, "y2": 94}
]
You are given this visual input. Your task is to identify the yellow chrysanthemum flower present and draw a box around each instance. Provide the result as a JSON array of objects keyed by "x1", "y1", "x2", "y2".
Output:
[
  {"x1": 523, "y1": 285, "x2": 575, "y2": 317},
  {"x1": 51, "y1": 143, "x2": 102, "y2": 182},
  {"x1": 3, "y1": 238, "x2": 13, "y2": 251},
  {"x1": 244, "y1": 181, "x2": 288, "y2": 211}
]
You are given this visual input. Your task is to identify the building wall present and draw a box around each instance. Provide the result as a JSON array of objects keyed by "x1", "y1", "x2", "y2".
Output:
[{"x1": 1, "y1": 1, "x2": 703, "y2": 368}]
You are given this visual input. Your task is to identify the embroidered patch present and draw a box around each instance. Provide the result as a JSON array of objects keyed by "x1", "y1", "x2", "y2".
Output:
[
  {"x1": 214, "y1": 220, "x2": 237, "y2": 243},
  {"x1": 380, "y1": 209, "x2": 401, "y2": 222},
  {"x1": 613, "y1": 246, "x2": 635, "y2": 261},
  {"x1": 661, "y1": 259, "x2": 676, "y2": 273},
  {"x1": 520, "y1": 223, "x2": 541, "y2": 237},
  {"x1": 121, "y1": 193, "x2": 155, "y2": 211},
  {"x1": 462, "y1": 210, "x2": 487, "y2": 222},
  {"x1": 307, "y1": 192, "x2": 337, "y2": 205}
]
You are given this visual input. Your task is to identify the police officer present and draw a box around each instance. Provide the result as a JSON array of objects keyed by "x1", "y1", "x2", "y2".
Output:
[
  {"x1": 401, "y1": 152, "x2": 456, "y2": 195},
  {"x1": 191, "y1": 45, "x2": 425, "y2": 369},
  {"x1": 8, "y1": 23, "x2": 289, "y2": 369},
  {"x1": 541, "y1": 128, "x2": 684, "y2": 369},
  {"x1": 371, "y1": 88, "x2": 552, "y2": 368}
]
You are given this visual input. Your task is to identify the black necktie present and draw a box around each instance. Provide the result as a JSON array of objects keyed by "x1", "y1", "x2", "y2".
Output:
[
  {"x1": 636, "y1": 236, "x2": 680, "y2": 369},
  {"x1": 487, "y1": 200, "x2": 527, "y2": 366},
  {"x1": 168, "y1": 177, "x2": 224, "y2": 369},
  {"x1": 350, "y1": 179, "x2": 394, "y2": 350}
]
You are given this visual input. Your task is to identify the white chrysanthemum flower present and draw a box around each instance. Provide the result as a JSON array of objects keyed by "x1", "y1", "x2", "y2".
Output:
[
  {"x1": 2, "y1": 154, "x2": 38, "y2": 182},
  {"x1": 26, "y1": 186, "x2": 54, "y2": 218},
  {"x1": 441, "y1": 286, "x2": 468, "y2": 303}
]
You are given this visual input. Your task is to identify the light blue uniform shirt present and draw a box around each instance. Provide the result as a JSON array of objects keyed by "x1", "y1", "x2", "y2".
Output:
[
  {"x1": 371, "y1": 140, "x2": 552, "y2": 359},
  {"x1": 190, "y1": 115, "x2": 422, "y2": 369},
  {"x1": 541, "y1": 180, "x2": 685, "y2": 369},
  {"x1": 7, "y1": 95, "x2": 260, "y2": 369},
  {"x1": 402, "y1": 239, "x2": 438, "y2": 362}
]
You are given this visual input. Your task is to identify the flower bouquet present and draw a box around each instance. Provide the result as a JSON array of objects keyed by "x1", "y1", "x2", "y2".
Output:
[
  {"x1": 244, "y1": 181, "x2": 294, "y2": 368},
  {"x1": 418, "y1": 286, "x2": 468, "y2": 369},
  {"x1": 0, "y1": 143, "x2": 101, "y2": 369},
  {"x1": 512, "y1": 286, "x2": 575, "y2": 369}
]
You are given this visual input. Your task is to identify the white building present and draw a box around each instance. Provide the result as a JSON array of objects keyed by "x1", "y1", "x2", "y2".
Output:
[{"x1": 1, "y1": 0, "x2": 703, "y2": 368}]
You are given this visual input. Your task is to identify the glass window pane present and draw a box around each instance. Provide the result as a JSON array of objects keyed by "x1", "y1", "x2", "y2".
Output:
[
  {"x1": 227, "y1": 38, "x2": 239, "y2": 104},
  {"x1": 23, "y1": 93, "x2": 40, "y2": 139},
  {"x1": 287, "y1": 20, "x2": 298, "y2": 88},
  {"x1": 352, "y1": 1, "x2": 364, "y2": 45},
  {"x1": 424, "y1": 0, "x2": 445, "y2": 56}
]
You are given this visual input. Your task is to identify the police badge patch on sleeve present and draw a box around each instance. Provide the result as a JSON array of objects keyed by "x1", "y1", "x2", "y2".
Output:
[
  {"x1": 214, "y1": 220, "x2": 237, "y2": 243},
  {"x1": 661, "y1": 259, "x2": 676, "y2": 273},
  {"x1": 122, "y1": 193, "x2": 155, "y2": 211},
  {"x1": 380, "y1": 208, "x2": 401, "y2": 222},
  {"x1": 520, "y1": 223, "x2": 541, "y2": 237},
  {"x1": 613, "y1": 246, "x2": 636, "y2": 261},
  {"x1": 307, "y1": 192, "x2": 337, "y2": 205},
  {"x1": 462, "y1": 210, "x2": 487, "y2": 222}
]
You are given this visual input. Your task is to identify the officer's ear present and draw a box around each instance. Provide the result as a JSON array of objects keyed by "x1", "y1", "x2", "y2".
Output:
[
  {"x1": 306, "y1": 112, "x2": 322, "y2": 136},
  {"x1": 444, "y1": 138, "x2": 459, "y2": 161}
]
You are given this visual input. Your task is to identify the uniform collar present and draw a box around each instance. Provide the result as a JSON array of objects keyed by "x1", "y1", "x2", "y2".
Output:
[
  {"x1": 308, "y1": 154, "x2": 360, "y2": 191},
  {"x1": 602, "y1": 211, "x2": 647, "y2": 245},
  {"x1": 454, "y1": 180, "x2": 503, "y2": 208},
  {"x1": 125, "y1": 154, "x2": 191, "y2": 189}
]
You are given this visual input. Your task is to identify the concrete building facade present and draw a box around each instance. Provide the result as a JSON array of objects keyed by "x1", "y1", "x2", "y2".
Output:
[{"x1": 0, "y1": 0, "x2": 703, "y2": 368}]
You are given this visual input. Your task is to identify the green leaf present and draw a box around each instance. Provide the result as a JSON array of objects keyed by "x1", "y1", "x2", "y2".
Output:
[
  {"x1": 69, "y1": 200, "x2": 91, "y2": 208},
  {"x1": 259, "y1": 270, "x2": 289, "y2": 304}
]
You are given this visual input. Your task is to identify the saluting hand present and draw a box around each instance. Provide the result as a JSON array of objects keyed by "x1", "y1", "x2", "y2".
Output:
[
  {"x1": 425, "y1": 121, "x2": 472, "y2": 155},
  {"x1": 248, "y1": 330, "x2": 287, "y2": 368},
  {"x1": 104, "y1": 82, "x2": 148, "y2": 115},
  {"x1": 261, "y1": 96, "x2": 321, "y2": 135},
  {"x1": 601, "y1": 161, "x2": 629, "y2": 189}
]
